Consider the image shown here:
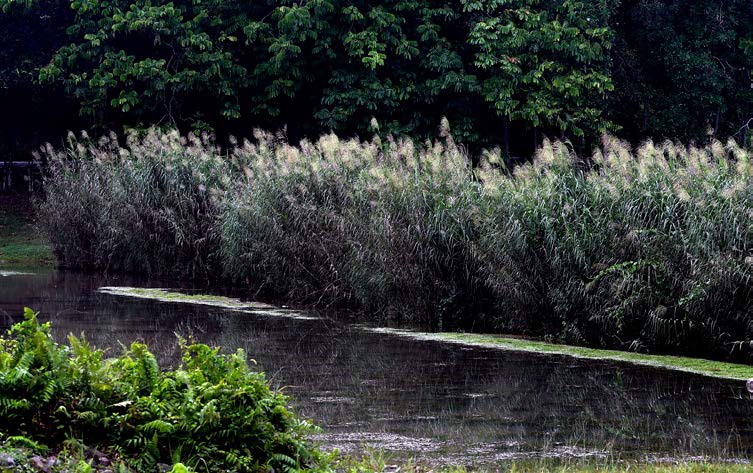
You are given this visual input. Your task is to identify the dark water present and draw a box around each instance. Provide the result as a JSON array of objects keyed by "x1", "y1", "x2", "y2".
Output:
[{"x1": 2, "y1": 269, "x2": 753, "y2": 465}]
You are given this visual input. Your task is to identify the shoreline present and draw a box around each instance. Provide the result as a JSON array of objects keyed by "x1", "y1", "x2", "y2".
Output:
[{"x1": 98, "y1": 285, "x2": 753, "y2": 382}]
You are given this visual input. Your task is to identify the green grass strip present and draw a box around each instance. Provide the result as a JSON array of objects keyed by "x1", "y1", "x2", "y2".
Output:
[
  {"x1": 365, "y1": 327, "x2": 753, "y2": 382},
  {"x1": 0, "y1": 206, "x2": 54, "y2": 268},
  {"x1": 102, "y1": 286, "x2": 753, "y2": 382},
  {"x1": 98, "y1": 287, "x2": 320, "y2": 320},
  {"x1": 98, "y1": 287, "x2": 274, "y2": 309}
]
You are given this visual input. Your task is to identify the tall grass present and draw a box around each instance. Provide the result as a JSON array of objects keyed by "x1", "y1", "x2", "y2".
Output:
[
  {"x1": 37, "y1": 128, "x2": 753, "y2": 360},
  {"x1": 221, "y1": 125, "x2": 486, "y2": 327},
  {"x1": 475, "y1": 137, "x2": 753, "y2": 357},
  {"x1": 39, "y1": 130, "x2": 229, "y2": 279}
]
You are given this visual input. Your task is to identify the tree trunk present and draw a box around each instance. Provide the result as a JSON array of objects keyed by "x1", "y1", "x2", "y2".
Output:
[{"x1": 502, "y1": 116, "x2": 510, "y2": 159}]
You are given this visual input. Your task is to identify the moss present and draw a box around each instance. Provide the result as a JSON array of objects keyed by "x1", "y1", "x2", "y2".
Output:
[
  {"x1": 98, "y1": 287, "x2": 320, "y2": 320},
  {"x1": 98, "y1": 287, "x2": 273, "y2": 309},
  {"x1": 365, "y1": 327, "x2": 753, "y2": 381}
]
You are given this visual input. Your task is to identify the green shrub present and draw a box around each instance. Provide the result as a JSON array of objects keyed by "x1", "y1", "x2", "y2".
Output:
[{"x1": 0, "y1": 308, "x2": 326, "y2": 472}]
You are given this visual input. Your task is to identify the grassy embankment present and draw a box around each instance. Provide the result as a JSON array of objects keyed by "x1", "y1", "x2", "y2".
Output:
[
  {"x1": 2, "y1": 447, "x2": 752, "y2": 472},
  {"x1": 340, "y1": 452, "x2": 753, "y2": 472},
  {"x1": 0, "y1": 196, "x2": 53, "y2": 268}
]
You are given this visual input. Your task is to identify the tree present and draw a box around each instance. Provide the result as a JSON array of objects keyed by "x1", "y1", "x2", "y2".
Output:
[
  {"x1": 38, "y1": 0, "x2": 260, "y2": 130},
  {"x1": 311, "y1": 1, "x2": 482, "y2": 142},
  {"x1": 610, "y1": 0, "x2": 753, "y2": 143},
  {"x1": 2, "y1": 0, "x2": 753, "y2": 157},
  {"x1": 462, "y1": 0, "x2": 615, "y2": 153},
  {"x1": 0, "y1": 0, "x2": 74, "y2": 158}
]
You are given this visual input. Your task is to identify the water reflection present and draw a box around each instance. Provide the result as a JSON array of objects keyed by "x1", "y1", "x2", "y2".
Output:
[{"x1": 1, "y1": 270, "x2": 752, "y2": 465}]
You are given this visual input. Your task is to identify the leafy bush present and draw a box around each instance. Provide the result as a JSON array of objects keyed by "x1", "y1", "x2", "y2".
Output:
[{"x1": 0, "y1": 308, "x2": 326, "y2": 472}]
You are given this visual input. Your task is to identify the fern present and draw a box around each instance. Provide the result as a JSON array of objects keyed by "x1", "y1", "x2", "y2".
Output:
[{"x1": 0, "y1": 311, "x2": 328, "y2": 472}]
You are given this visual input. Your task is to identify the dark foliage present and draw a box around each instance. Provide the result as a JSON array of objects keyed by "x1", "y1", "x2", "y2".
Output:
[{"x1": 1, "y1": 0, "x2": 751, "y2": 158}]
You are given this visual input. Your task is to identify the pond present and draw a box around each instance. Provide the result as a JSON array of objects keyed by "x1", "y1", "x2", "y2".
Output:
[{"x1": 1, "y1": 269, "x2": 753, "y2": 466}]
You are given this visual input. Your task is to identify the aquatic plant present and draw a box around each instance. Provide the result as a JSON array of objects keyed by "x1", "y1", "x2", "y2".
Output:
[
  {"x1": 221, "y1": 124, "x2": 487, "y2": 326},
  {"x1": 475, "y1": 137, "x2": 753, "y2": 356},
  {"x1": 0, "y1": 308, "x2": 326, "y2": 472},
  {"x1": 38, "y1": 130, "x2": 230, "y2": 279},
  {"x1": 37, "y1": 128, "x2": 753, "y2": 360}
]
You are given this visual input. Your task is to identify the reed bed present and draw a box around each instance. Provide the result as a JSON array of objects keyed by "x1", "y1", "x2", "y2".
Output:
[
  {"x1": 39, "y1": 130, "x2": 229, "y2": 278},
  {"x1": 37, "y1": 129, "x2": 753, "y2": 360}
]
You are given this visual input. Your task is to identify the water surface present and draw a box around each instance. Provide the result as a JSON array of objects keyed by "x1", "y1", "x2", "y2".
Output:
[{"x1": 1, "y1": 269, "x2": 753, "y2": 465}]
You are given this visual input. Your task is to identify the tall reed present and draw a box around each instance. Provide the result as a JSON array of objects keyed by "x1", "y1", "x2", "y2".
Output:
[
  {"x1": 37, "y1": 129, "x2": 753, "y2": 360},
  {"x1": 221, "y1": 124, "x2": 486, "y2": 327},
  {"x1": 39, "y1": 130, "x2": 229, "y2": 279},
  {"x1": 475, "y1": 137, "x2": 753, "y2": 356}
]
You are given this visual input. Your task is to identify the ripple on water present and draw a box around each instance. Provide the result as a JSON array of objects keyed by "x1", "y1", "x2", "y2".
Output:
[
  {"x1": 310, "y1": 396, "x2": 357, "y2": 404},
  {"x1": 3, "y1": 271, "x2": 753, "y2": 465},
  {"x1": 310, "y1": 432, "x2": 443, "y2": 454},
  {"x1": 0, "y1": 270, "x2": 35, "y2": 277}
]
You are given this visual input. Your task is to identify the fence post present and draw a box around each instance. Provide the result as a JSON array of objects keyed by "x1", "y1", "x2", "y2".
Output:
[{"x1": 1, "y1": 161, "x2": 7, "y2": 191}]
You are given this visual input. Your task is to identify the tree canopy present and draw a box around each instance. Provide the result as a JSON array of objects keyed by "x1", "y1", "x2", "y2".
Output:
[{"x1": 1, "y1": 0, "x2": 752, "y2": 156}]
